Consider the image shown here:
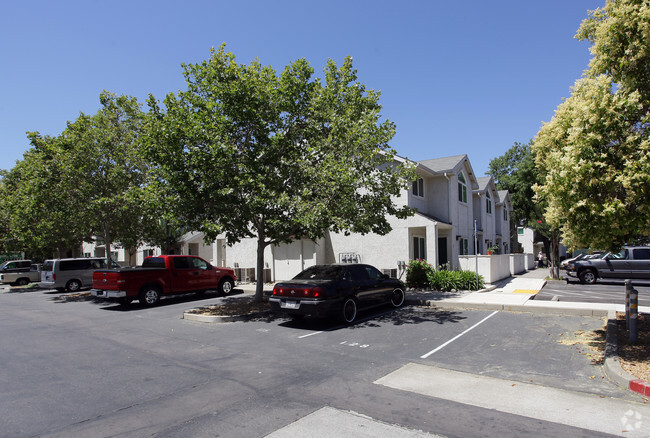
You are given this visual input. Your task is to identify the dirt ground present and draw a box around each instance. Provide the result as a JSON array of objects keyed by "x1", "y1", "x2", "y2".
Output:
[{"x1": 617, "y1": 312, "x2": 650, "y2": 382}]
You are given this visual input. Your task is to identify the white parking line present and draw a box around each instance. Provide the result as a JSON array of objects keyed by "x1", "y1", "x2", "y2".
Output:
[
  {"x1": 298, "y1": 331, "x2": 325, "y2": 339},
  {"x1": 420, "y1": 311, "x2": 499, "y2": 359}
]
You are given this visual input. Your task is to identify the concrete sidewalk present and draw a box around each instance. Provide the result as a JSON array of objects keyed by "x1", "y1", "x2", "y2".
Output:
[{"x1": 407, "y1": 267, "x2": 650, "y2": 316}]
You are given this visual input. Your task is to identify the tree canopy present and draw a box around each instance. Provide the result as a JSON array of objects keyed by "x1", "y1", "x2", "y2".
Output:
[
  {"x1": 2, "y1": 92, "x2": 151, "y2": 261},
  {"x1": 145, "y1": 45, "x2": 415, "y2": 300},
  {"x1": 532, "y1": 0, "x2": 650, "y2": 252}
]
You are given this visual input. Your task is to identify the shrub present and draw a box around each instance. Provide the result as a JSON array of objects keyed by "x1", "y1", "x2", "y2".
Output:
[
  {"x1": 428, "y1": 269, "x2": 484, "y2": 292},
  {"x1": 405, "y1": 259, "x2": 434, "y2": 288},
  {"x1": 458, "y1": 270, "x2": 484, "y2": 290}
]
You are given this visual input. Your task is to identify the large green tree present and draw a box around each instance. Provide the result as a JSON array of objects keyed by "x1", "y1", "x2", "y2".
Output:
[
  {"x1": 3, "y1": 92, "x2": 149, "y2": 263},
  {"x1": 145, "y1": 45, "x2": 414, "y2": 301},
  {"x1": 65, "y1": 91, "x2": 148, "y2": 263},
  {"x1": 532, "y1": 0, "x2": 650, "y2": 252},
  {"x1": 488, "y1": 141, "x2": 540, "y2": 226},
  {"x1": 2, "y1": 133, "x2": 85, "y2": 259}
]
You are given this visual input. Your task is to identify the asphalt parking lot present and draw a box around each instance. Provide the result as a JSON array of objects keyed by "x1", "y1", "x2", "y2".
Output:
[
  {"x1": 0, "y1": 284, "x2": 647, "y2": 437},
  {"x1": 536, "y1": 277, "x2": 650, "y2": 307}
]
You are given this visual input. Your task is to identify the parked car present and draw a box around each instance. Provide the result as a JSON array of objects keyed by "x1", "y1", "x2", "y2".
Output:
[
  {"x1": 560, "y1": 252, "x2": 606, "y2": 270},
  {"x1": 90, "y1": 255, "x2": 237, "y2": 306},
  {"x1": 269, "y1": 264, "x2": 406, "y2": 323},
  {"x1": 566, "y1": 247, "x2": 650, "y2": 284},
  {"x1": 0, "y1": 264, "x2": 41, "y2": 286},
  {"x1": 40, "y1": 258, "x2": 121, "y2": 292}
]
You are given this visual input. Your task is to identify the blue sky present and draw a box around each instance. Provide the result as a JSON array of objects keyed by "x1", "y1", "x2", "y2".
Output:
[{"x1": 1, "y1": 0, "x2": 601, "y2": 176}]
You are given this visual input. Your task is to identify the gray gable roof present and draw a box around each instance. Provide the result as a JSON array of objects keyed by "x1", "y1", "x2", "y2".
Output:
[
  {"x1": 476, "y1": 176, "x2": 493, "y2": 192},
  {"x1": 418, "y1": 154, "x2": 468, "y2": 174},
  {"x1": 497, "y1": 190, "x2": 510, "y2": 205}
]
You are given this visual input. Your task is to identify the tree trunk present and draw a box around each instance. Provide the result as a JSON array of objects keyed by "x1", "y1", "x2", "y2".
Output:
[
  {"x1": 104, "y1": 223, "x2": 112, "y2": 266},
  {"x1": 549, "y1": 228, "x2": 561, "y2": 280},
  {"x1": 254, "y1": 235, "x2": 266, "y2": 303}
]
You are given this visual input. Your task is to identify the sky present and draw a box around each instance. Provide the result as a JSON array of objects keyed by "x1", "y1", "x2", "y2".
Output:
[{"x1": 0, "y1": 0, "x2": 602, "y2": 177}]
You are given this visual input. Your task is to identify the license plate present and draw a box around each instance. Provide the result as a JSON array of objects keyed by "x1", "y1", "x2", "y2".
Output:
[{"x1": 281, "y1": 300, "x2": 299, "y2": 309}]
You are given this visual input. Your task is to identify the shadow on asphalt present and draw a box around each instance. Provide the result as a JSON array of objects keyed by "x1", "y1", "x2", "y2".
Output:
[
  {"x1": 234, "y1": 304, "x2": 468, "y2": 332},
  {"x1": 49, "y1": 289, "x2": 246, "y2": 310},
  {"x1": 4, "y1": 285, "x2": 43, "y2": 294}
]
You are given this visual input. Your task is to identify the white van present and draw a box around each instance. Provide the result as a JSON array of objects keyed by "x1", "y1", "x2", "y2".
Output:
[{"x1": 39, "y1": 258, "x2": 121, "y2": 292}]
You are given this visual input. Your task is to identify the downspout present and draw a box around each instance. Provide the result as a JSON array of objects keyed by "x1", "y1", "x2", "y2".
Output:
[{"x1": 443, "y1": 173, "x2": 451, "y2": 224}]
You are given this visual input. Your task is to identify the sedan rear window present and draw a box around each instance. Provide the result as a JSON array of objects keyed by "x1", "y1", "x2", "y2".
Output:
[{"x1": 293, "y1": 265, "x2": 345, "y2": 280}]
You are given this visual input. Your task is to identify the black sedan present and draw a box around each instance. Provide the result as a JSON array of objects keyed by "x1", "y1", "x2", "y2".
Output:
[{"x1": 268, "y1": 264, "x2": 406, "y2": 323}]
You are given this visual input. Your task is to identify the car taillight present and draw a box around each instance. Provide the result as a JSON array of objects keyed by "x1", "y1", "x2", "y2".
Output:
[{"x1": 273, "y1": 286, "x2": 322, "y2": 298}]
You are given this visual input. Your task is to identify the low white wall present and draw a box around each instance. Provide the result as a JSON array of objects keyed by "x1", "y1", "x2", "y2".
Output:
[
  {"x1": 459, "y1": 253, "x2": 533, "y2": 283},
  {"x1": 509, "y1": 254, "x2": 526, "y2": 275},
  {"x1": 522, "y1": 253, "x2": 535, "y2": 270}
]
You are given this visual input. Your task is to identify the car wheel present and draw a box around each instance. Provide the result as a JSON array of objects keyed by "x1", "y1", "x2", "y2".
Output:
[
  {"x1": 579, "y1": 269, "x2": 597, "y2": 285},
  {"x1": 218, "y1": 278, "x2": 234, "y2": 295},
  {"x1": 15, "y1": 278, "x2": 29, "y2": 286},
  {"x1": 391, "y1": 288, "x2": 405, "y2": 308},
  {"x1": 139, "y1": 286, "x2": 161, "y2": 306},
  {"x1": 66, "y1": 279, "x2": 82, "y2": 292},
  {"x1": 340, "y1": 297, "x2": 357, "y2": 324}
]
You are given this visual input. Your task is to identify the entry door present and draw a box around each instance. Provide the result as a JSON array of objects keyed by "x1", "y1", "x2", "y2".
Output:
[{"x1": 438, "y1": 237, "x2": 448, "y2": 267}]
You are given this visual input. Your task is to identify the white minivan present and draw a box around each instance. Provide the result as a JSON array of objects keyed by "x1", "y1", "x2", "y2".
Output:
[{"x1": 39, "y1": 258, "x2": 121, "y2": 292}]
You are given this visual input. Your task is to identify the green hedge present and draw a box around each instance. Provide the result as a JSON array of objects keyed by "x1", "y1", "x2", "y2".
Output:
[
  {"x1": 428, "y1": 269, "x2": 484, "y2": 291},
  {"x1": 405, "y1": 259, "x2": 484, "y2": 291}
]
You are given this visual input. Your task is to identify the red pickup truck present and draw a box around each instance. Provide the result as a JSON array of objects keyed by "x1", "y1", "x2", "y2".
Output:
[{"x1": 90, "y1": 255, "x2": 237, "y2": 306}]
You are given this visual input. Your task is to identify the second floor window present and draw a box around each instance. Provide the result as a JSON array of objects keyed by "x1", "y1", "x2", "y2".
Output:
[
  {"x1": 504, "y1": 208, "x2": 508, "y2": 221},
  {"x1": 458, "y1": 172, "x2": 467, "y2": 203},
  {"x1": 459, "y1": 238, "x2": 469, "y2": 255},
  {"x1": 412, "y1": 178, "x2": 424, "y2": 197},
  {"x1": 486, "y1": 192, "x2": 492, "y2": 214}
]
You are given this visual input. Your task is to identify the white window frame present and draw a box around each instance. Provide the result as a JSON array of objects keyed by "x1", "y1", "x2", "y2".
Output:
[
  {"x1": 457, "y1": 172, "x2": 467, "y2": 203},
  {"x1": 459, "y1": 238, "x2": 469, "y2": 255},
  {"x1": 412, "y1": 178, "x2": 424, "y2": 198},
  {"x1": 413, "y1": 236, "x2": 426, "y2": 260},
  {"x1": 486, "y1": 192, "x2": 492, "y2": 214}
]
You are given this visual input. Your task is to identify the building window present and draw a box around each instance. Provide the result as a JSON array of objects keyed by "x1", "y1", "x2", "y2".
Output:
[
  {"x1": 486, "y1": 192, "x2": 492, "y2": 214},
  {"x1": 457, "y1": 172, "x2": 467, "y2": 203},
  {"x1": 143, "y1": 249, "x2": 155, "y2": 258},
  {"x1": 413, "y1": 236, "x2": 426, "y2": 260},
  {"x1": 459, "y1": 238, "x2": 469, "y2": 255},
  {"x1": 517, "y1": 227, "x2": 524, "y2": 235},
  {"x1": 412, "y1": 178, "x2": 424, "y2": 198},
  {"x1": 504, "y1": 209, "x2": 508, "y2": 221}
]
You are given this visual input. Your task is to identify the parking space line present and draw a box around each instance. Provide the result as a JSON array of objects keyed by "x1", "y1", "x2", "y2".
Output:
[
  {"x1": 298, "y1": 331, "x2": 325, "y2": 338},
  {"x1": 420, "y1": 311, "x2": 499, "y2": 359}
]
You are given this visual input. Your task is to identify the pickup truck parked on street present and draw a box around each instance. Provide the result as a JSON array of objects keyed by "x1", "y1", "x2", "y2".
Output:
[
  {"x1": 0, "y1": 263, "x2": 41, "y2": 286},
  {"x1": 566, "y1": 246, "x2": 650, "y2": 284},
  {"x1": 90, "y1": 255, "x2": 236, "y2": 306}
]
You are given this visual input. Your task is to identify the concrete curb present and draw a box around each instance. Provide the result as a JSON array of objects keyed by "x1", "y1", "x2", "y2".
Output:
[
  {"x1": 604, "y1": 309, "x2": 650, "y2": 397},
  {"x1": 183, "y1": 310, "x2": 271, "y2": 323},
  {"x1": 405, "y1": 297, "x2": 610, "y2": 317}
]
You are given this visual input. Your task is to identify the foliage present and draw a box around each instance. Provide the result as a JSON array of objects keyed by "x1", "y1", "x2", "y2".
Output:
[
  {"x1": 428, "y1": 269, "x2": 484, "y2": 292},
  {"x1": 2, "y1": 133, "x2": 85, "y2": 259},
  {"x1": 405, "y1": 259, "x2": 434, "y2": 288},
  {"x1": 1, "y1": 92, "x2": 149, "y2": 261},
  {"x1": 533, "y1": 0, "x2": 650, "y2": 252},
  {"x1": 144, "y1": 45, "x2": 415, "y2": 300},
  {"x1": 487, "y1": 142, "x2": 550, "y2": 240}
]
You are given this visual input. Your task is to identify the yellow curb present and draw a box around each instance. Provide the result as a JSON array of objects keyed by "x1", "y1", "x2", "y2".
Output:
[{"x1": 512, "y1": 289, "x2": 539, "y2": 294}]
